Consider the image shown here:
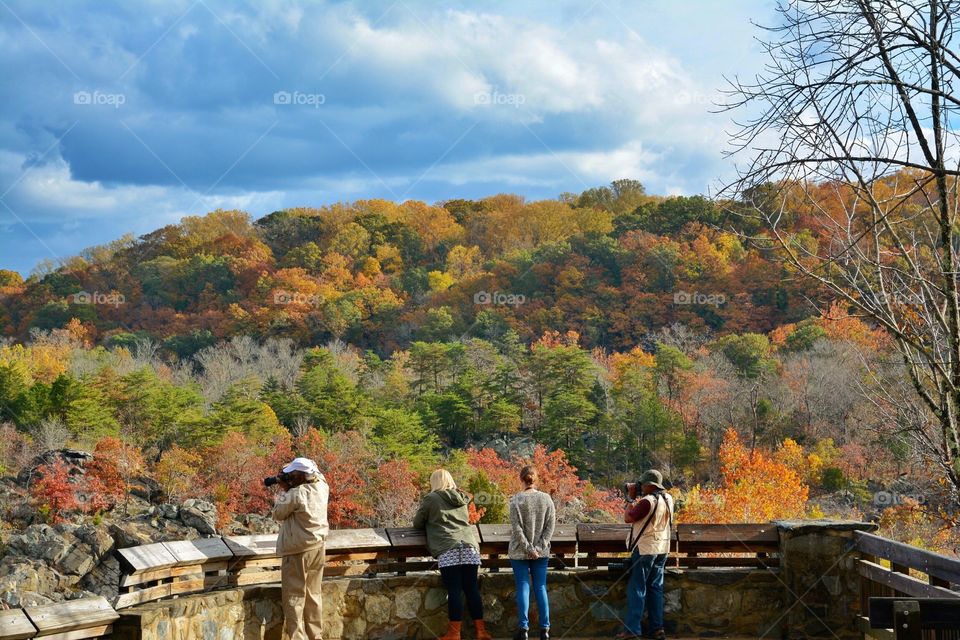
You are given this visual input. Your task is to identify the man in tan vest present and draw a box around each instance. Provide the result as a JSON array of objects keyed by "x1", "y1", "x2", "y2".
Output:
[
  {"x1": 272, "y1": 457, "x2": 329, "y2": 640},
  {"x1": 616, "y1": 469, "x2": 674, "y2": 640}
]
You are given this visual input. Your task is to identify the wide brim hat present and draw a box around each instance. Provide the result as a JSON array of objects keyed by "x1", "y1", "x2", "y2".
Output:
[{"x1": 640, "y1": 469, "x2": 665, "y2": 490}]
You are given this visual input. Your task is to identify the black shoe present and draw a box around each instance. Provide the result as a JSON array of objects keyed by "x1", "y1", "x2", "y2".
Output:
[
  {"x1": 650, "y1": 630, "x2": 665, "y2": 640},
  {"x1": 513, "y1": 629, "x2": 528, "y2": 640},
  {"x1": 539, "y1": 629, "x2": 550, "y2": 640}
]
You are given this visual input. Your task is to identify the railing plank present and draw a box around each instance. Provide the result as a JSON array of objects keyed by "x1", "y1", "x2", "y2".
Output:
[
  {"x1": 35, "y1": 625, "x2": 113, "y2": 640},
  {"x1": 677, "y1": 523, "x2": 779, "y2": 544},
  {"x1": 222, "y1": 534, "x2": 278, "y2": 558},
  {"x1": 477, "y1": 524, "x2": 511, "y2": 544},
  {"x1": 855, "y1": 531, "x2": 960, "y2": 585},
  {"x1": 385, "y1": 527, "x2": 430, "y2": 555},
  {"x1": 0, "y1": 609, "x2": 36, "y2": 640},
  {"x1": 857, "y1": 559, "x2": 960, "y2": 600},
  {"x1": 23, "y1": 598, "x2": 118, "y2": 636},
  {"x1": 161, "y1": 538, "x2": 233, "y2": 566},
  {"x1": 325, "y1": 528, "x2": 391, "y2": 553},
  {"x1": 115, "y1": 543, "x2": 178, "y2": 574}
]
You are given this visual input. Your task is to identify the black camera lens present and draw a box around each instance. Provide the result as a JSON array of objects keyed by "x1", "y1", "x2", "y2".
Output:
[{"x1": 264, "y1": 475, "x2": 279, "y2": 487}]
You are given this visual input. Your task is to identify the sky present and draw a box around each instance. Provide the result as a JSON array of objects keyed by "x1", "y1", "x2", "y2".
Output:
[{"x1": 0, "y1": 0, "x2": 774, "y2": 276}]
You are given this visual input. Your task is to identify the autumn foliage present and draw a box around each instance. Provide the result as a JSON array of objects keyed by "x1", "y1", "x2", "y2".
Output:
[
  {"x1": 30, "y1": 461, "x2": 80, "y2": 524},
  {"x1": 680, "y1": 429, "x2": 809, "y2": 523}
]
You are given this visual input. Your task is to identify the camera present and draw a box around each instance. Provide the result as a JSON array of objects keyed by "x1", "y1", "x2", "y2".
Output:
[
  {"x1": 623, "y1": 482, "x2": 641, "y2": 501},
  {"x1": 263, "y1": 471, "x2": 291, "y2": 488}
]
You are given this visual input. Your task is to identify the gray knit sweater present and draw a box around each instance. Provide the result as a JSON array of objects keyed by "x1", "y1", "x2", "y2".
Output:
[{"x1": 508, "y1": 489, "x2": 556, "y2": 560}]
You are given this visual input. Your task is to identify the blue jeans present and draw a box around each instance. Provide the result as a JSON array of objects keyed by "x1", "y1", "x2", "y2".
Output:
[
  {"x1": 625, "y1": 551, "x2": 667, "y2": 634},
  {"x1": 510, "y1": 558, "x2": 550, "y2": 630}
]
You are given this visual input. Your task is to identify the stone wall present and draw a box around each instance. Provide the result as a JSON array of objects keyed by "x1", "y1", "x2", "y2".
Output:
[
  {"x1": 775, "y1": 519, "x2": 878, "y2": 640},
  {"x1": 112, "y1": 568, "x2": 784, "y2": 639}
]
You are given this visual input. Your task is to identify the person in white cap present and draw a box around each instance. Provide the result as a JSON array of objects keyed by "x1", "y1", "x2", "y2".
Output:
[{"x1": 272, "y1": 457, "x2": 329, "y2": 640}]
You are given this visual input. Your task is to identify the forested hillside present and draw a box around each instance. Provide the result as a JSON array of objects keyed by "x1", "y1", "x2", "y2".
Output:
[
  {"x1": 0, "y1": 178, "x2": 952, "y2": 553},
  {"x1": 0, "y1": 180, "x2": 810, "y2": 352}
]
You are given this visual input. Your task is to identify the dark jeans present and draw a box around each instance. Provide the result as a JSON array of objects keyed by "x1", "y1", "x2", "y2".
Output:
[
  {"x1": 440, "y1": 563, "x2": 483, "y2": 622},
  {"x1": 625, "y1": 551, "x2": 668, "y2": 635}
]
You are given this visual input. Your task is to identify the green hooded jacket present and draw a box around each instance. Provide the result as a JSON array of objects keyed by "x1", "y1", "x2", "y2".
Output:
[{"x1": 412, "y1": 488, "x2": 479, "y2": 558}]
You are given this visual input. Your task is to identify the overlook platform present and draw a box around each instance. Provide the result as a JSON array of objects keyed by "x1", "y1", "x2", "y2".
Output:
[{"x1": 2, "y1": 520, "x2": 958, "y2": 639}]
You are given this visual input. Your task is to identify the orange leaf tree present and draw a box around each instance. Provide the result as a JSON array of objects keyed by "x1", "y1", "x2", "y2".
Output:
[
  {"x1": 30, "y1": 460, "x2": 79, "y2": 523},
  {"x1": 680, "y1": 428, "x2": 809, "y2": 523}
]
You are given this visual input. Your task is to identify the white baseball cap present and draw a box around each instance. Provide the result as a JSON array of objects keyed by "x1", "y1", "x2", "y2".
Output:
[{"x1": 282, "y1": 457, "x2": 320, "y2": 475}]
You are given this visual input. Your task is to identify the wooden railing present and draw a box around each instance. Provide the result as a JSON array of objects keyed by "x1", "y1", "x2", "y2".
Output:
[
  {"x1": 0, "y1": 522, "x2": 783, "y2": 640},
  {"x1": 113, "y1": 522, "x2": 781, "y2": 609},
  {"x1": 855, "y1": 530, "x2": 960, "y2": 640}
]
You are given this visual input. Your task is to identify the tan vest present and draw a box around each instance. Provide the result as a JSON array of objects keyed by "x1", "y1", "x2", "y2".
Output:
[{"x1": 626, "y1": 492, "x2": 674, "y2": 555}]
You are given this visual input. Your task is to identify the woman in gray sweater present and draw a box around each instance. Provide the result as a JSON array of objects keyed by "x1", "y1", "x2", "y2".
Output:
[{"x1": 508, "y1": 465, "x2": 556, "y2": 640}]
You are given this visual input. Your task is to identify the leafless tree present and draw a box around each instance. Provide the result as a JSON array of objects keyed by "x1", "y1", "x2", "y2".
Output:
[
  {"x1": 725, "y1": 0, "x2": 960, "y2": 497},
  {"x1": 29, "y1": 416, "x2": 69, "y2": 452},
  {"x1": 777, "y1": 340, "x2": 864, "y2": 442},
  {"x1": 194, "y1": 336, "x2": 303, "y2": 402}
]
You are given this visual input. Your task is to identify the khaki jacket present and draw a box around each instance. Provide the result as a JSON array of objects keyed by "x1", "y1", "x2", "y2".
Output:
[
  {"x1": 273, "y1": 476, "x2": 330, "y2": 556},
  {"x1": 626, "y1": 492, "x2": 674, "y2": 556}
]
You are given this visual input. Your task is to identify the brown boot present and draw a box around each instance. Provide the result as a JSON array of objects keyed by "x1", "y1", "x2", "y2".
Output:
[
  {"x1": 438, "y1": 621, "x2": 462, "y2": 640},
  {"x1": 474, "y1": 620, "x2": 492, "y2": 640}
]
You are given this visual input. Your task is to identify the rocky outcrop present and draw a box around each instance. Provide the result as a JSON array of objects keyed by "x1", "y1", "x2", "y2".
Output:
[
  {"x1": 0, "y1": 496, "x2": 260, "y2": 607},
  {"x1": 15, "y1": 449, "x2": 93, "y2": 487},
  {"x1": 0, "y1": 522, "x2": 115, "y2": 607}
]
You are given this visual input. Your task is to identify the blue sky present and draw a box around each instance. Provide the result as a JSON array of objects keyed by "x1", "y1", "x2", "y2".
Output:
[{"x1": 0, "y1": 0, "x2": 773, "y2": 275}]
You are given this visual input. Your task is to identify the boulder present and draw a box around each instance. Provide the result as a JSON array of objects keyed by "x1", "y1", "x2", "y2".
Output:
[
  {"x1": 130, "y1": 475, "x2": 163, "y2": 503},
  {"x1": 233, "y1": 513, "x2": 278, "y2": 535},
  {"x1": 80, "y1": 555, "x2": 121, "y2": 601},
  {"x1": 74, "y1": 523, "x2": 115, "y2": 559},
  {"x1": 180, "y1": 499, "x2": 218, "y2": 535},
  {"x1": 157, "y1": 503, "x2": 179, "y2": 520},
  {"x1": 109, "y1": 521, "x2": 156, "y2": 548}
]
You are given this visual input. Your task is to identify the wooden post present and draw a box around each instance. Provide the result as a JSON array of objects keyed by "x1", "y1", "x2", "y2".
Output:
[{"x1": 892, "y1": 600, "x2": 921, "y2": 640}]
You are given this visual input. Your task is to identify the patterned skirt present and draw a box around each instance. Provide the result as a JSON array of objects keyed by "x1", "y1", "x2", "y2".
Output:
[{"x1": 437, "y1": 543, "x2": 482, "y2": 568}]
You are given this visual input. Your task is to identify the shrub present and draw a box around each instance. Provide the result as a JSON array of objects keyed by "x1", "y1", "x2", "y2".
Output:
[
  {"x1": 30, "y1": 460, "x2": 79, "y2": 523},
  {"x1": 820, "y1": 467, "x2": 848, "y2": 492}
]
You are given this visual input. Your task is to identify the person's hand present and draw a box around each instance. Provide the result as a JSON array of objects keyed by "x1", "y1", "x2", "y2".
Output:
[
  {"x1": 277, "y1": 476, "x2": 291, "y2": 491},
  {"x1": 527, "y1": 549, "x2": 540, "y2": 559}
]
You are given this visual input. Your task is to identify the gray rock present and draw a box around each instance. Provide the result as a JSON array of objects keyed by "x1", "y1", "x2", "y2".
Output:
[
  {"x1": 57, "y1": 544, "x2": 96, "y2": 576},
  {"x1": 180, "y1": 500, "x2": 218, "y2": 535},
  {"x1": 8, "y1": 524, "x2": 76, "y2": 565},
  {"x1": 158, "y1": 503, "x2": 180, "y2": 520},
  {"x1": 394, "y1": 588, "x2": 421, "y2": 619},
  {"x1": 74, "y1": 524, "x2": 114, "y2": 559},
  {"x1": 1, "y1": 589, "x2": 54, "y2": 608},
  {"x1": 130, "y1": 475, "x2": 163, "y2": 503},
  {"x1": 109, "y1": 521, "x2": 155, "y2": 548},
  {"x1": 80, "y1": 555, "x2": 120, "y2": 601},
  {"x1": 0, "y1": 557, "x2": 68, "y2": 604}
]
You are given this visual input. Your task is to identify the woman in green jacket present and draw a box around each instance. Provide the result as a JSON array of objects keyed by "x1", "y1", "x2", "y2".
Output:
[{"x1": 413, "y1": 469, "x2": 491, "y2": 640}]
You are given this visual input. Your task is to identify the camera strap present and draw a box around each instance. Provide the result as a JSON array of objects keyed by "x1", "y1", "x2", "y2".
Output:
[{"x1": 627, "y1": 492, "x2": 672, "y2": 553}]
